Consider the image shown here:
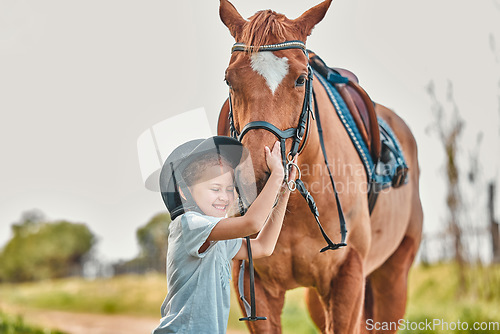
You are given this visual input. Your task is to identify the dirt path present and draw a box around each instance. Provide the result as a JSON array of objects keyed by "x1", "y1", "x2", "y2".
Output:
[{"x1": 1, "y1": 303, "x2": 247, "y2": 334}]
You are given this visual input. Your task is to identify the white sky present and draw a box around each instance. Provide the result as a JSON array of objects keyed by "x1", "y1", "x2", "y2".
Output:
[{"x1": 1, "y1": 0, "x2": 499, "y2": 262}]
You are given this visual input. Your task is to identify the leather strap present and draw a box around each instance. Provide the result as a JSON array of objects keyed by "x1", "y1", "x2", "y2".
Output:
[
  {"x1": 296, "y1": 179, "x2": 347, "y2": 252},
  {"x1": 238, "y1": 121, "x2": 296, "y2": 142},
  {"x1": 238, "y1": 237, "x2": 267, "y2": 321},
  {"x1": 312, "y1": 91, "x2": 348, "y2": 251},
  {"x1": 232, "y1": 40, "x2": 307, "y2": 54}
]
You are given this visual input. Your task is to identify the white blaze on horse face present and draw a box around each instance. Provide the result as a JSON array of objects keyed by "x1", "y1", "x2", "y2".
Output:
[{"x1": 250, "y1": 52, "x2": 289, "y2": 94}]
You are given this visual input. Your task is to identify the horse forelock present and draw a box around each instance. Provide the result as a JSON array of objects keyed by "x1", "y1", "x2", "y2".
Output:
[{"x1": 241, "y1": 10, "x2": 298, "y2": 50}]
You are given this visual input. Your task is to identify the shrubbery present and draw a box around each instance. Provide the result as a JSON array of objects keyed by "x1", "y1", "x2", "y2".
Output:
[
  {"x1": 0, "y1": 211, "x2": 95, "y2": 282},
  {"x1": 113, "y1": 212, "x2": 170, "y2": 275}
]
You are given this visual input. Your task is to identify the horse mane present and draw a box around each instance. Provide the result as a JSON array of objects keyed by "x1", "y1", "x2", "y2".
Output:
[{"x1": 241, "y1": 10, "x2": 296, "y2": 51}]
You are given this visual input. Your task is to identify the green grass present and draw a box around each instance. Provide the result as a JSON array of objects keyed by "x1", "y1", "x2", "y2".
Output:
[
  {"x1": 0, "y1": 273, "x2": 166, "y2": 317},
  {"x1": 0, "y1": 310, "x2": 66, "y2": 334},
  {"x1": 0, "y1": 273, "x2": 316, "y2": 333},
  {"x1": 227, "y1": 286, "x2": 317, "y2": 333},
  {"x1": 0, "y1": 263, "x2": 499, "y2": 333},
  {"x1": 400, "y1": 263, "x2": 500, "y2": 333}
]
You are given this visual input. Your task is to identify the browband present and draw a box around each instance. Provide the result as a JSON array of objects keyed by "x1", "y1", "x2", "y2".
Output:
[{"x1": 231, "y1": 40, "x2": 307, "y2": 54}]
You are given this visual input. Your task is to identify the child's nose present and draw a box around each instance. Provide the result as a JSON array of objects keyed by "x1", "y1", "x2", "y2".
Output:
[{"x1": 219, "y1": 192, "x2": 229, "y2": 202}]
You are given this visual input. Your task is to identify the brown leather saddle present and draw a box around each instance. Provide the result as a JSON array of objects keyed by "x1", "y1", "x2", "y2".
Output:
[{"x1": 308, "y1": 52, "x2": 381, "y2": 161}]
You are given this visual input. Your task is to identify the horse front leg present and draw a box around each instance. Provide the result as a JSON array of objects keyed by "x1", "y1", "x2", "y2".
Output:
[
  {"x1": 305, "y1": 287, "x2": 327, "y2": 332},
  {"x1": 232, "y1": 260, "x2": 286, "y2": 333},
  {"x1": 323, "y1": 248, "x2": 366, "y2": 334}
]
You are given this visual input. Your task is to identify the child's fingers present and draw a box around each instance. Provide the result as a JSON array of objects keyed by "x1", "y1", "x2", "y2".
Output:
[
  {"x1": 272, "y1": 141, "x2": 281, "y2": 157},
  {"x1": 267, "y1": 142, "x2": 282, "y2": 159}
]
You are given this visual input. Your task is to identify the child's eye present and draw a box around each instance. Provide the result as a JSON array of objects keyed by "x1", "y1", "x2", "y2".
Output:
[{"x1": 211, "y1": 188, "x2": 220, "y2": 192}]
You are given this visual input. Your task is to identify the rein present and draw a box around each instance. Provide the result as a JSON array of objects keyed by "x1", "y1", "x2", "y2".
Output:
[{"x1": 228, "y1": 40, "x2": 347, "y2": 322}]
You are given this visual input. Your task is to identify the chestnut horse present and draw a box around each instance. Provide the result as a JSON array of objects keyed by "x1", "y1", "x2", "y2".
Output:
[{"x1": 218, "y1": 1, "x2": 423, "y2": 333}]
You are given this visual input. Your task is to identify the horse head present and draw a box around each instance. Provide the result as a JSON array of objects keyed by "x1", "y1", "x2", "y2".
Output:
[{"x1": 220, "y1": 0, "x2": 332, "y2": 191}]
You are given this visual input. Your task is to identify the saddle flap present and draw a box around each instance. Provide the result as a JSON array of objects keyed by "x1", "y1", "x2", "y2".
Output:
[{"x1": 346, "y1": 80, "x2": 381, "y2": 161}]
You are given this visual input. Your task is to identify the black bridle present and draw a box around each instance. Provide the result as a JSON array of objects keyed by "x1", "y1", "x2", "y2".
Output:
[
  {"x1": 227, "y1": 40, "x2": 347, "y2": 322},
  {"x1": 229, "y1": 40, "x2": 313, "y2": 182}
]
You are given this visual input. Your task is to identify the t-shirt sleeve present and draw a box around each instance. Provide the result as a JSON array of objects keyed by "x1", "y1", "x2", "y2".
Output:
[
  {"x1": 180, "y1": 212, "x2": 223, "y2": 257},
  {"x1": 226, "y1": 238, "x2": 243, "y2": 260}
]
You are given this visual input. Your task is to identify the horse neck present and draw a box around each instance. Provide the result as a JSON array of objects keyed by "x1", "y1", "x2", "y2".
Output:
[{"x1": 294, "y1": 90, "x2": 354, "y2": 194}]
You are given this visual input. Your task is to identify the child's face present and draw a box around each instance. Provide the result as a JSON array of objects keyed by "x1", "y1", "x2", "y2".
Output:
[{"x1": 188, "y1": 165, "x2": 236, "y2": 218}]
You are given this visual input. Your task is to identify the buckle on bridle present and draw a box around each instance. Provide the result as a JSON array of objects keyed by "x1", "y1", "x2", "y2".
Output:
[{"x1": 285, "y1": 154, "x2": 301, "y2": 192}]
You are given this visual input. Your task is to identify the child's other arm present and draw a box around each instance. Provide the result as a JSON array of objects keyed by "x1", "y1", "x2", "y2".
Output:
[
  {"x1": 233, "y1": 185, "x2": 291, "y2": 260},
  {"x1": 232, "y1": 153, "x2": 297, "y2": 260}
]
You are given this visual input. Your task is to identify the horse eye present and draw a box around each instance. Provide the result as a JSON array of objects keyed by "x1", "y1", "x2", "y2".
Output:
[{"x1": 295, "y1": 75, "x2": 306, "y2": 87}]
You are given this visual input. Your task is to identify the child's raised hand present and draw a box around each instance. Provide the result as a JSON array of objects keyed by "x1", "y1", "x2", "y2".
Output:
[{"x1": 265, "y1": 141, "x2": 284, "y2": 178}]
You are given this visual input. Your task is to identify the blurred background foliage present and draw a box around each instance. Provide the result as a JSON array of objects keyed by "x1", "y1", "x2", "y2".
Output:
[
  {"x1": 0, "y1": 210, "x2": 95, "y2": 283},
  {"x1": 112, "y1": 212, "x2": 170, "y2": 275}
]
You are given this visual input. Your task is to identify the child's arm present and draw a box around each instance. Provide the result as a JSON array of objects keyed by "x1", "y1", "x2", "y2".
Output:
[
  {"x1": 206, "y1": 141, "x2": 285, "y2": 242},
  {"x1": 232, "y1": 183, "x2": 292, "y2": 260},
  {"x1": 232, "y1": 146, "x2": 296, "y2": 260}
]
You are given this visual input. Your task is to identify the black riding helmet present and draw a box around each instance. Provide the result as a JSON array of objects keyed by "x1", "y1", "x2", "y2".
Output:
[{"x1": 159, "y1": 136, "x2": 249, "y2": 220}]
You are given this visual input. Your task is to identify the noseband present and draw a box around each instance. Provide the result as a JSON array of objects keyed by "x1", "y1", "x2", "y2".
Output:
[{"x1": 228, "y1": 40, "x2": 313, "y2": 187}]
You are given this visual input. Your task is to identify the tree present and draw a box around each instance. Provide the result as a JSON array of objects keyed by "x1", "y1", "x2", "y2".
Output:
[
  {"x1": 427, "y1": 81, "x2": 467, "y2": 293},
  {"x1": 136, "y1": 212, "x2": 170, "y2": 272},
  {"x1": 0, "y1": 210, "x2": 96, "y2": 282},
  {"x1": 113, "y1": 212, "x2": 170, "y2": 275}
]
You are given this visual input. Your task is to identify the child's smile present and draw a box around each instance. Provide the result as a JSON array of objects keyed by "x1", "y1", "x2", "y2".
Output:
[{"x1": 188, "y1": 165, "x2": 235, "y2": 218}]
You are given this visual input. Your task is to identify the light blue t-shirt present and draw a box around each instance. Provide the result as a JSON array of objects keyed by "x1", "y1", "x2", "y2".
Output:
[{"x1": 152, "y1": 211, "x2": 243, "y2": 334}]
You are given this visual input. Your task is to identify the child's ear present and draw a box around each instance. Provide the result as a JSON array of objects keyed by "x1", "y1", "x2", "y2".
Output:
[{"x1": 178, "y1": 186, "x2": 187, "y2": 201}]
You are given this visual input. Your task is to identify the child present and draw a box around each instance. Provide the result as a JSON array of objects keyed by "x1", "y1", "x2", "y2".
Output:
[{"x1": 152, "y1": 136, "x2": 295, "y2": 334}]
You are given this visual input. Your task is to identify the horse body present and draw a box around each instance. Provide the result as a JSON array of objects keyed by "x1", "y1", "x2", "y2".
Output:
[{"x1": 219, "y1": 1, "x2": 423, "y2": 333}]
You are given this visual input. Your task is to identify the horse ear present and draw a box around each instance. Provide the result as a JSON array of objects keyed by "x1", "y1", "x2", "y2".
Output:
[
  {"x1": 293, "y1": 0, "x2": 332, "y2": 38},
  {"x1": 219, "y1": 0, "x2": 246, "y2": 40}
]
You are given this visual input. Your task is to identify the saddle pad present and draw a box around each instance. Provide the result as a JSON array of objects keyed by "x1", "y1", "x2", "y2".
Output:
[
  {"x1": 313, "y1": 69, "x2": 407, "y2": 190},
  {"x1": 309, "y1": 53, "x2": 381, "y2": 160}
]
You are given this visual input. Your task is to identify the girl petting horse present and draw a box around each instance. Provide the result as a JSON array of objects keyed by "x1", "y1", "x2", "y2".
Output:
[{"x1": 152, "y1": 137, "x2": 297, "y2": 333}]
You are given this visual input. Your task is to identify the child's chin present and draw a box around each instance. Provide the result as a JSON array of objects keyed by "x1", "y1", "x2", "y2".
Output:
[{"x1": 213, "y1": 211, "x2": 227, "y2": 218}]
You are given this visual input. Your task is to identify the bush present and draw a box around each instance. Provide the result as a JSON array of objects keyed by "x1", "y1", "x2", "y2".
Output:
[{"x1": 0, "y1": 217, "x2": 96, "y2": 282}]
